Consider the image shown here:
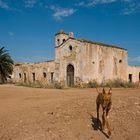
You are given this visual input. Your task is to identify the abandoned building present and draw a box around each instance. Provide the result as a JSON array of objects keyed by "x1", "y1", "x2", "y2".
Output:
[{"x1": 13, "y1": 30, "x2": 140, "y2": 87}]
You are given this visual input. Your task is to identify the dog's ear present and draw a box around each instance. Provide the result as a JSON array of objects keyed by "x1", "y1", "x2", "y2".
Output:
[
  {"x1": 96, "y1": 87, "x2": 100, "y2": 94},
  {"x1": 103, "y1": 88, "x2": 106, "y2": 94},
  {"x1": 108, "y1": 87, "x2": 112, "y2": 95}
]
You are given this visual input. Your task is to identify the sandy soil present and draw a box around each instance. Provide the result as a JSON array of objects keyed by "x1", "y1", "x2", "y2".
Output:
[{"x1": 0, "y1": 85, "x2": 140, "y2": 140}]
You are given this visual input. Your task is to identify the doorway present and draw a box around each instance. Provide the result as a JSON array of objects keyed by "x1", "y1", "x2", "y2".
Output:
[
  {"x1": 67, "y1": 64, "x2": 74, "y2": 87},
  {"x1": 129, "y1": 74, "x2": 132, "y2": 83},
  {"x1": 24, "y1": 73, "x2": 26, "y2": 83}
]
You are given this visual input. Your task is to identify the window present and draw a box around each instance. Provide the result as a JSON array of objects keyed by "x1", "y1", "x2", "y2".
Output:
[
  {"x1": 129, "y1": 74, "x2": 132, "y2": 83},
  {"x1": 8, "y1": 76, "x2": 11, "y2": 78},
  {"x1": 139, "y1": 73, "x2": 140, "y2": 82},
  {"x1": 57, "y1": 39, "x2": 60, "y2": 45},
  {"x1": 63, "y1": 39, "x2": 66, "y2": 43},
  {"x1": 19, "y1": 73, "x2": 22, "y2": 78},
  {"x1": 69, "y1": 45, "x2": 72, "y2": 51},
  {"x1": 32, "y1": 73, "x2": 35, "y2": 83},
  {"x1": 24, "y1": 73, "x2": 26, "y2": 83},
  {"x1": 119, "y1": 60, "x2": 122, "y2": 63},
  {"x1": 43, "y1": 72, "x2": 47, "y2": 78},
  {"x1": 51, "y1": 72, "x2": 54, "y2": 83}
]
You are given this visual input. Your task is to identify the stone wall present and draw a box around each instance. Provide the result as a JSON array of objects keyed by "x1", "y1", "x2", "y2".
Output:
[
  {"x1": 12, "y1": 31, "x2": 140, "y2": 87},
  {"x1": 13, "y1": 61, "x2": 55, "y2": 85},
  {"x1": 55, "y1": 37, "x2": 128, "y2": 85},
  {"x1": 128, "y1": 66, "x2": 140, "y2": 82}
]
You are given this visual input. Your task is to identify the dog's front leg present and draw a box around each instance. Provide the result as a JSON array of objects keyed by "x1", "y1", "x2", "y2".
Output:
[
  {"x1": 105, "y1": 116, "x2": 111, "y2": 136},
  {"x1": 106, "y1": 102, "x2": 112, "y2": 117},
  {"x1": 102, "y1": 112, "x2": 106, "y2": 131}
]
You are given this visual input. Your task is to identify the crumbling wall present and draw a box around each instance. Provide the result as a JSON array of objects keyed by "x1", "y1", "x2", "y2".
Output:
[
  {"x1": 128, "y1": 66, "x2": 140, "y2": 82},
  {"x1": 13, "y1": 61, "x2": 55, "y2": 85},
  {"x1": 79, "y1": 42, "x2": 128, "y2": 83}
]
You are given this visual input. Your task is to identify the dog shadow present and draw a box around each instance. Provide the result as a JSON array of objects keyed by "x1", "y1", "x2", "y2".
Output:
[{"x1": 91, "y1": 116, "x2": 110, "y2": 138}]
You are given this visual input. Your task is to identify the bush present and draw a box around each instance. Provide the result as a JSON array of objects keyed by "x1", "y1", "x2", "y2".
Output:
[
  {"x1": 87, "y1": 80, "x2": 99, "y2": 88},
  {"x1": 104, "y1": 79, "x2": 140, "y2": 88},
  {"x1": 84, "y1": 79, "x2": 140, "y2": 88},
  {"x1": 54, "y1": 82, "x2": 63, "y2": 89}
]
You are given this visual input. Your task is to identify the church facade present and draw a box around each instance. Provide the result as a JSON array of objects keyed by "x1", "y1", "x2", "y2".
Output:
[{"x1": 13, "y1": 30, "x2": 140, "y2": 87}]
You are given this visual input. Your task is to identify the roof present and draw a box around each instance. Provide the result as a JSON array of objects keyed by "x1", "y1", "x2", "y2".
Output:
[
  {"x1": 14, "y1": 60, "x2": 55, "y2": 66},
  {"x1": 55, "y1": 30, "x2": 68, "y2": 36},
  {"x1": 77, "y1": 38, "x2": 127, "y2": 51},
  {"x1": 56, "y1": 37, "x2": 127, "y2": 51}
]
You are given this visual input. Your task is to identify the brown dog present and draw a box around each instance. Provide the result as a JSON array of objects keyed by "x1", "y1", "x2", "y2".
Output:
[{"x1": 96, "y1": 87, "x2": 112, "y2": 136}]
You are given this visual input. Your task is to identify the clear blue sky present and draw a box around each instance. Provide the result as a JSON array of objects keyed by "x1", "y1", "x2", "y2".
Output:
[{"x1": 0, "y1": 0, "x2": 140, "y2": 65}]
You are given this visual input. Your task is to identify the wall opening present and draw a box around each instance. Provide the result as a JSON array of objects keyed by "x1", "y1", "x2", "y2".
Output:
[
  {"x1": 57, "y1": 39, "x2": 60, "y2": 45},
  {"x1": 19, "y1": 73, "x2": 22, "y2": 79},
  {"x1": 63, "y1": 39, "x2": 66, "y2": 43},
  {"x1": 139, "y1": 72, "x2": 140, "y2": 82},
  {"x1": 69, "y1": 45, "x2": 72, "y2": 51},
  {"x1": 32, "y1": 73, "x2": 35, "y2": 83},
  {"x1": 24, "y1": 73, "x2": 26, "y2": 83},
  {"x1": 51, "y1": 72, "x2": 54, "y2": 83},
  {"x1": 43, "y1": 72, "x2": 47, "y2": 78},
  {"x1": 129, "y1": 74, "x2": 132, "y2": 83},
  {"x1": 67, "y1": 64, "x2": 74, "y2": 87},
  {"x1": 8, "y1": 76, "x2": 11, "y2": 78},
  {"x1": 119, "y1": 60, "x2": 122, "y2": 63}
]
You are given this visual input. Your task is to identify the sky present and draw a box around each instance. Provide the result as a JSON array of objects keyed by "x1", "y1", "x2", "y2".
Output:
[{"x1": 0, "y1": 0, "x2": 140, "y2": 65}]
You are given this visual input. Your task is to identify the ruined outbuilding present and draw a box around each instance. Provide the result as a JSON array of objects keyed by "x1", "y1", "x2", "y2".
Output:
[{"x1": 13, "y1": 30, "x2": 140, "y2": 87}]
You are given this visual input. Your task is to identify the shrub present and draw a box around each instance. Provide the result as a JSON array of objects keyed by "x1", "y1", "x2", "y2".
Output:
[
  {"x1": 87, "y1": 80, "x2": 99, "y2": 88},
  {"x1": 54, "y1": 82, "x2": 63, "y2": 89}
]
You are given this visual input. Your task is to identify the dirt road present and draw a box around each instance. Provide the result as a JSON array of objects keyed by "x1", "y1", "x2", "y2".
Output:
[{"x1": 0, "y1": 85, "x2": 140, "y2": 140}]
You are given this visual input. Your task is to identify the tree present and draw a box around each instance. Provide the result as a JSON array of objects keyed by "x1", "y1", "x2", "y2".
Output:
[{"x1": 0, "y1": 46, "x2": 14, "y2": 84}]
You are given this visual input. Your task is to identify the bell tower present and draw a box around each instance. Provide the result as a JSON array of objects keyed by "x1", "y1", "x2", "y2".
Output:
[{"x1": 55, "y1": 29, "x2": 69, "y2": 47}]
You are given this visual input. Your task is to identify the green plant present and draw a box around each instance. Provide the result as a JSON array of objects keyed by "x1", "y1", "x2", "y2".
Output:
[
  {"x1": 54, "y1": 82, "x2": 63, "y2": 89},
  {"x1": 87, "y1": 80, "x2": 99, "y2": 88},
  {"x1": 0, "y1": 47, "x2": 14, "y2": 84}
]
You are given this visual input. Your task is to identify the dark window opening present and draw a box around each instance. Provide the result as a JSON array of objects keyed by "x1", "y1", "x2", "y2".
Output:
[
  {"x1": 32, "y1": 73, "x2": 35, "y2": 83},
  {"x1": 51, "y1": 72, "x2": 54, "y2": 83},
  {"x1": 19, "y1": 73, "x2": 22, "y2": 78},
  {"x1": 63, "y1": 39, "x2": 66, "y2": 43},
  {"x1": 119, "y1": 60, "x2": 122, "y2": 63},
  {"x1": 139, "y1": 73, "x2": 140, "y2": 82},
  {"x1": 57, "y1": 39, "x2": 60, "y2": 45},
  {"x1": 43, "y1": 72, "x2": 47, "y2": 78},
  {"x1": 24, "y1": 73, "x2": 26, "y2": 83},
  {"x1": 8, "y1": 76, "x2": 11, "y2": 78},
  {"x1": 69, "y1": 45, "x2": 72, "y2": 51},
  {"x1": 129, "y1": 74, "x2": 132, "y2": 83}
]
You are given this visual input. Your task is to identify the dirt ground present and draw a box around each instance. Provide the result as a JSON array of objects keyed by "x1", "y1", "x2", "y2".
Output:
[{"x1": 0, "y1": 85, "x2": 140, "y2": 140}]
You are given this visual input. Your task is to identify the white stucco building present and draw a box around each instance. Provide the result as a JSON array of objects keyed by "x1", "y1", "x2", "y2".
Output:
[{"x1": 13, "y1": 30, "x2": 140, "y2": 87}]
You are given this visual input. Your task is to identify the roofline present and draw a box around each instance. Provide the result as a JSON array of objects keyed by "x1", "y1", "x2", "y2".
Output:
[
  {"x1": 55, "y1": 31, "x2": 68, "y2": 36},
  {"x1": 55, "y1": 37, "x2": 127, "y2": 51},
  {"x1": 77, "y1": 38, "x2": 127, "y2": 51},
  {"x1": 14, "y1": 60, "x2": 55, "y2": 66},
  {"x1": 34, "y1": 60, "x2": 55, "y2": 64}
]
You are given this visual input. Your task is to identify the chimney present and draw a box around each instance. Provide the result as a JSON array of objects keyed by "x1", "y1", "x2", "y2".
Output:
[{"x1": 69, "y1": 32, "x2": 74, "y2": 38}]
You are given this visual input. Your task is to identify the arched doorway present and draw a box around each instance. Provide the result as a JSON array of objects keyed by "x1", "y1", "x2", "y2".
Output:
[{"x1": 67, "y1": 64, "x2": 74, "y2": 87}]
